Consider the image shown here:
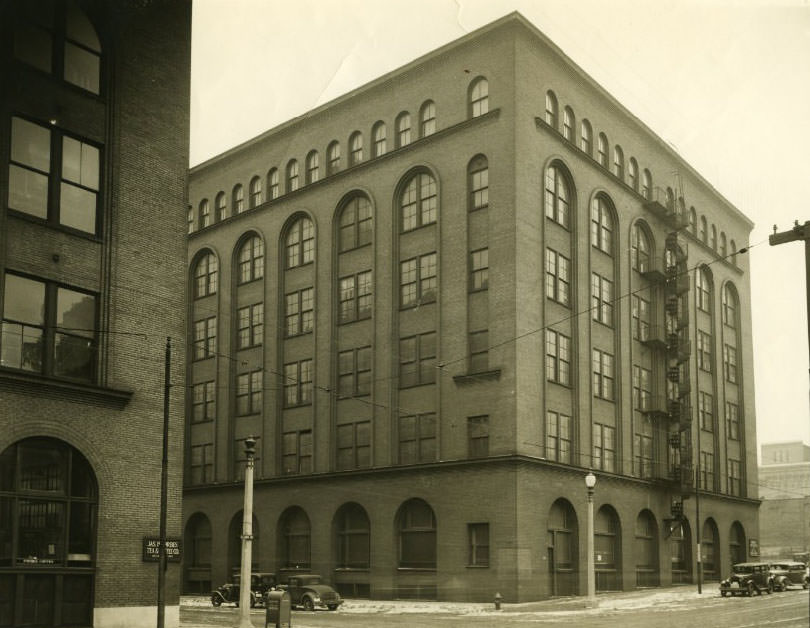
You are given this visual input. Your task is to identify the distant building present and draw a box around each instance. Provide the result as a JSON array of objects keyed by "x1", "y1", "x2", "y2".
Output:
[
  {"x1": 183, "y1": 12, "x2": 758, "y2": 601},
  {"x1": 759, "y1": 441, "x2": 810, "y2": 560},
  {"x1": 0, "y1": 1, "x2": 191, "y2": 627}
]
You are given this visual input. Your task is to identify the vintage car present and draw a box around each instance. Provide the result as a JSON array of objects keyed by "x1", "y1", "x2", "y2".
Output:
[
  {"x1": 769, "y1": 561, "x2": 809, "y2": 591},
  {"x1": 720, "y1": 562, "x2": 773, "y2": 596},
  {"x1": 283, "y1": 574, "x2": 343, "y2": 611},
  {"x1": 211, "y1": 572, "x2": 278, "y2": 607}
]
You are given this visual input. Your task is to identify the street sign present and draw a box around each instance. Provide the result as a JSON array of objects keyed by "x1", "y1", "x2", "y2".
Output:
[{"x1": 142, "y1": 537, "x2": 182, "y2": 562}]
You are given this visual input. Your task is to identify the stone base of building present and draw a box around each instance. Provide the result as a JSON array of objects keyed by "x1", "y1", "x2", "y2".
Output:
[{"x1": 94, "y1": 605, "x2": 179, "y2": 628}]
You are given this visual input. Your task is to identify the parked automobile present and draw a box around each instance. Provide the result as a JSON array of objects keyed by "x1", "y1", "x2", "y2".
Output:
[
  {"x1": 211, "y1": 572, "x2": 279, "y2": 607},
  {"x1": 769, "y1": 561, "x2": 809, "y2": 591},
  {"x1": 720, "y1": 562, "x2": 773, "y2": 597},
  {"x1": 283, "y1": 574, "x2": 343, "y2": 611}
]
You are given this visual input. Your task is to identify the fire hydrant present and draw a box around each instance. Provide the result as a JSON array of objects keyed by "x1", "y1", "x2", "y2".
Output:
[{"x1": 494, "y1": 592, "x2": 503, "y2": 610}]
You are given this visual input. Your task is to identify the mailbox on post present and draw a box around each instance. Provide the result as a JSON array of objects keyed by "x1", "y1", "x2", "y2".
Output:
[{"x1": 265, "y1": 589, "x2": 291, "y2": 628}]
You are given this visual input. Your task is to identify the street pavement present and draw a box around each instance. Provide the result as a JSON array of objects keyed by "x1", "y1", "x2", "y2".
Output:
[{"x1": 181, "y1": 583, "x2": 810, "y2": 627}]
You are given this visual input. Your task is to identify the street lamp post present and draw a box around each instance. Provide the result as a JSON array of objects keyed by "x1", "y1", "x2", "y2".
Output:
[
  {"x1": 235, "y1": 436, "x2": 257, "y2": 628},
  {"x1": 585, "y1": 471, "x2": 597, "y2": 605}
]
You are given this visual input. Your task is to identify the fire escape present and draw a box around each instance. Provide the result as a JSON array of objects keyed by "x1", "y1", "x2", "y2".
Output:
[{"x1": 641, "y1": 187, "x2": 692, "y2": 533}]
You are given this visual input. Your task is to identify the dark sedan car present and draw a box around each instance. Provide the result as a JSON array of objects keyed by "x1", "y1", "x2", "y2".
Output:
[
  {"x1": 720, "y1": 562, "x2": 772, "y2": 597},
  {"x1": 769, "y1": 561, "x2": 809, "y2": 591},
  {"x1": 211, "y1": 572, "x2": 278, "y2": 607},
  {"x1": 283, "y1": 574, "x2": 343, "y2": 611}
]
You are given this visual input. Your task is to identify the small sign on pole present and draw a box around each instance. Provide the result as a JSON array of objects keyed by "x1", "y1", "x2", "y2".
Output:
[{"x1": 143, "y1": 537, "x2": 182, "y2": 562}]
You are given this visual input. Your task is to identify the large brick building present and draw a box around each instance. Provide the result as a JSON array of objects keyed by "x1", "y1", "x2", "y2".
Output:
[
  {"x1": 0, "y1": 1, "x2": 191, "y2": 626},
  {"x1": 183, "y1": 12, "x2": 759, "y2": 602}
]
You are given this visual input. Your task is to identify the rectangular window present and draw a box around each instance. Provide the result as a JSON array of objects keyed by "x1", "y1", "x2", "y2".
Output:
[
  {"x1": 591, "y1": 273, "x2": 613, "y2": 326},
  {"x1": 192, "y1": 381, "x2": 216, "y2": 423},
  {"x1": 634, "y1": 432, "x2": 653, "y2": 478},
  {"x1": 9, "y1": 116, "x2": 101, "y2": 234},
  {"x1": 399, "y1": 332, "x2": 436, "y2": 387},
  {"x1": 545, "y1": 329, "x2": 571, "y2": 386},
  {"x1": 282, "y1": 430, "x2": 312, "y2": 475},
  {"x1": 468, "y1": 523, "x2": 490, "y2": 567},
  {"x1": 236, "y1": 303, "x2": 263, "y2": 349},
  {"x1": 699, "y1": 391, "x2": 713, "y2": 431},
  {"x1": 467, "y1": 415, "x2": 489, "y2": 458},
  {"x1": 285, "y1": 288, "x2": 313, "y2": 337},
  {"x1": 339, "y1": 270, "x2": 372, "y2": 323},
  {"x1": 336, "y1": 421, "x2": 371, "y2": 470},
  {"x1": 546, "y1": 410, "x2": 571, "y2": 463},
  {"x1": 470, "y1": 166, "x2": 488, "y2": 210},
  {"x1": 631, "y1": 294, "x2": 650, "y2": 341},
  {"x1": 469, "y1": 329, "x2": 488, "y2": 373},
  {"x1": 193, "y1": 317, "x2": 217, "y2": 360},
  {"x1": 338, "y1": 346, "x2": 372, "y2": 398},
  {"x1": 470, "y1": 248, "x2": 489, "y2": 291},
  {"x1": 283, "y1": 359, "x2": 313, "y2": 407},
  {"x1": 728, "y1": 459, "x2": 741, "y2": 496},
  {"x1": 236, "y1": 370, "x2": 263, "y2": 416},
  {"x1": 545, "y1": 248, "x2": 570, "y2": 306},
  {"x1": 726, "y1": 402, "x2": 740, "y2": 440},
  {"x1": 190, "y1": 443, "x2": 214, "y2": 484},
  {"x1": 400, "y1": 253, "x2": 436, "y2": 307},
  {"x1": 592, "y1": 349, "x2": 614, "y2": 401},
  {"x1": 593, "y1": 423, "x2": 616, "y2": 472},
  {"x1": 697, "y1": 331, "x2": 712, "y2": 372},
  {"x1": 723, "y1": 344, "x2": 738, "y2": 383},
  {"x1": 398, "y1": 413, "x2": 436, "y2": 464},
  {"x1": 632, "y1": 365, "x2": 651, "y2": 410},
  {"x1": 700, "y1": 451, "x2": 714, "y2": 490},
  {"x1": 1, "y1": 273, "x2": 97, "y2": 382}
]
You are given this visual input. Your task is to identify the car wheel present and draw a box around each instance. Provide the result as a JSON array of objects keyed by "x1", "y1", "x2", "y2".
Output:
[
  {"x1": 211, "y1": 594, "x2": 222, "y2": 607},
  {"x1": 720, "y1": 590, "x2": 728, "y2": 597},
  {"x1": 746, "y1": 582, "x2": 754, "y2": 597},
  {"x1": 303, "y1": 597, "x2": 315, "y2": 611},
  {"x1": 767, "y1": 581, "x2": 773, "y2": 594},
  {"x1": 327, "y1": 605, "x2": 338, "y2": 611}
]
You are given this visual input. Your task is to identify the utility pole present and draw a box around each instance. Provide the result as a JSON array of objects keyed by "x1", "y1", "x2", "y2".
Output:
[
  {"x1": 235, "y1": 436, "x2": 257, "y2": 628},
  {"x1": 157, "y1": 337, "x2": 171, "y2": 628}
]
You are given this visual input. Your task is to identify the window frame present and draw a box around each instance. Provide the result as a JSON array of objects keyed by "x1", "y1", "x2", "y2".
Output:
[
  {"x1": 470, "y1": 77, "x2": 489, "y2": 118},
  {"x1": 545, "y1": 329, "x2": 571, "y2": 386},
  {"x1": 592, "y1": 348, "x2": 615, "y2": 401},
  {"x1": 400, "y1": 172, "x2": 438, "y2": 232},
  {"x1": 399, "y1": 332, "x2": 436, "y2": 388},
  {"x1": 545, "y1": 247, "x2": 570, "y2": 306}
]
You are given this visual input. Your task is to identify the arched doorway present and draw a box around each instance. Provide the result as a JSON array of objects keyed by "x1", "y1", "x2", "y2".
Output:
[
  {"x1": 394, "y1": 498, "x2": 437, "y2": 600},
  {"x1": 729, "y1": 521, "x2": 746, "y2": 568},
  {"x1": 635, "y1": 510, "x2": 659, "y2": 587},
  {"x1": 547, "y1": 499, "x2": 578, "y2": 596},
  {"x1": 227, "y1": 510, "x2": 259, "y2": 578},
  {"x1": 595, "y1": 505, "x2": 622, "y2": 591},
  {"x1": 702, "y1": 518, "x2": 720, "y2": 581},
  {"x1": 332, "y1": 502, "x2": 370, "y2": 598},
  {"x1": 277, "y1": 507, "x2": 311, "y2": 577},
  {"x1": 670, "y1": 519, "x2": 692, "y2": 584},
  {"x1": 183, "y1": 513, "x2": 211, "y2": 593},
  {"x1": 0, "y1": 437, "x2": 97, "y2": 627}
]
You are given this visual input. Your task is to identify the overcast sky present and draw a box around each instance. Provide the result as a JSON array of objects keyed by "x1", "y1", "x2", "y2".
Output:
[{"x1": 190, "y1": 0, "x2": 810, "y2": 454}]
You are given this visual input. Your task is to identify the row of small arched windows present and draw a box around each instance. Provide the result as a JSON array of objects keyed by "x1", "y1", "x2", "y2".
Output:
[{"x1": 189, "y1": 77, "x2": 492, "y2": 233}]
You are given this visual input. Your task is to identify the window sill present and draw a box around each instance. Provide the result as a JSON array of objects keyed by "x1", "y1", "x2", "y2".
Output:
[
  {"x1": 0, "y1": 370, "x2": 133, "y2": 409},
  {"x1": 453, "y1": 369, "x2": 501, "y2": 384},
  {"x1": 466, "y1": 564, "x2": 490, "y2": 569},
  {"x1": 396, "y1": 567, "x2": 437, "y2": 573}
]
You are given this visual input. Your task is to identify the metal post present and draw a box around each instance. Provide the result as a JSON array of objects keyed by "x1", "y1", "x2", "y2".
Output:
[
  {"x1": 157, "y1": 337, "x2": 170, "y2": 628},
  {"x1": 585, "y1": 472, "x2": 596, "y2": 605},
  {"x1": 695, "y1": 465, "x2": 702, "y2": 594},
  {"x1": 235, "y1": 436, "x2": 257, "y2": 628}
]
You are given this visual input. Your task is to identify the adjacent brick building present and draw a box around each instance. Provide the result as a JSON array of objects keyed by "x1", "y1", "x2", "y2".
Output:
[
  {"x1": 183, "y1": 12, "x2": 759, "y2": 601},
  {"x1": 0, "y1": 1, "x2": 191, "y2": 626}
]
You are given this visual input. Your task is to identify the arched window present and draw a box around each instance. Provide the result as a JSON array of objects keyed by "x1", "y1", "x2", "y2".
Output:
[
  {"x1": 193, "y1": 251, "x2": 218, "y2": 298},
  {"x1": 591, "y1": 195, "x2": 614, "y2": 255},
  {"x1": 249, "y1": 176, "x2": 262, "y2": 208},
  {"x1": 635, "y1": 510, "x2": 659, "y2": 587},
  {"x1": 305, "y1": 151, "x2": 319, "y2": 184},
  {"x1": 580, "y1": 119, "x2": 592, "y2": 155},
  {"x1": 285, "y1": 216, "x2": 315, "y2": 268},
  {"x1": 0, "y1": 437, "x2": 98, "y2": 624},
  {"x1": 730, "y1": 239, "x2": 738, "y2": 266},
  {"x1": 470, "y1": 77, "x2": 489, "y2": 118},
  {"x1": 545, "y1": 164, "x2": 571, "y2": 229},
  {"x1": 184, "y1": 513, "x2": 212, "y2": 593},
  {"x1": 468, "y1": 155, "x2": 488, "y2": 211},
  {"x1": 372, "y1": 122, "x2": 386, "y2": 157},
  {"x1": 334, "y1": 503, "x2": 370, "y2": 569},
  {"x1": 187, "y1": 205, "x2": 194, "y2": 233},
  {"x1": 689, "y1": 207, "x2": 697, "y2": 235},
  {"x1": 697, "y1": 267, "x2": 712, "y2": 313},
  {"x1": 215, "y1": 191, "x2": 227, "y2": 221},
  {"x1": 642, "y1": 169, "x2": 652, "y2": 200},
  {"x1": 720, "y1": 232, "x2": 727, "y2": 258},
  {"x1": 702, "y1": 518, "x2": 719, "y2": 581},
  {"x1": 419, "y1": 100, "x2": 436, "y2": 137},
  {"x1": 199, "y1": 199, "x2": 210, "y2": 228},
  {"x1": 545, "y1": 90, "x2": 558, "y2": 128},
  {"x1": 279, "y1": 507, "x2": 311, "y2": 569},
  {"x1": 710, "y1": 225, "x2": 717, "y2": 251},
  {"x1": 286, "y1": 159, "x2": 299, "y2": 192},
  {"x1": 729, "y1": 521, "x2": 746, "y2": 566},
  {"x1": 631, "y1": 223, "x2": 651, "y2": 273},
  {"x1": 595, "y1": 505, "x2": 621, "y2": 591},
  {"x1": 613, "y1": 145, "x2": 624, "y2": 180},
  {"x1": 670, "y1": 520, "x2": 692, "y2": 583},
  {"x1": 399, "y1": 171, "x2": 437, "y2": 232},
  {"x1": 338, "y1": 195, "x2": 372, "y2": 252},
  {"x1": 396, "y1": 112, "x2": 411, "y2": 148},
  {"x1": 597, "y1": 133, "x2": 608, "y2": 167},
  {"x1": 349, "y1": 132, "x2": 363, "y2": 165},
  {"x1": 13, "y1": 1, "x2": 102, "y2": 94},
  {"x1": 327, "y1": 141, "x2": 341, "y2": 175},
  {"x1": 397, "y1": 499, "x2": 436, "y2": 569},
  {"x1": 547, "y1": 499, "x2": 578, "y2": 596},
  {"x1": 563, "y1": 106, "x2": 574, "y2": 141},
  {"x1": 722, "y1": 283, "x2": 738, "y2": 328},
  {"x1": 267, "y1": 168, "x2": 279, "y2": 200},
  {"x1": 233, "y1": 184, "x2": 244, "y2": 214},
  {"x1": 628, "y1": 158, "x2": 638, "y2": 191},
  {"x1": 237, "y1": 235, "x2": 264, "y2": 284},
  {"x1": 700, "y1": 216, "x2": 708, "y2": 242}
]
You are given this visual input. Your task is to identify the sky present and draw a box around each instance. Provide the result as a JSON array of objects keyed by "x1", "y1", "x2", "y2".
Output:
[{"x1": 189, "y1": 0, "x2": 810, "y2": 453}]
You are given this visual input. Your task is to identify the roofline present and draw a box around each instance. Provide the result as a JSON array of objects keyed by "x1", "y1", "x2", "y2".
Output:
[{"x1": 190, "y1": 11, "x2": 752, "y2": 228}]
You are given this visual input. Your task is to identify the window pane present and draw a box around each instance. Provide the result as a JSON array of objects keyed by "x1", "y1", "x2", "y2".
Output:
[
  {"x1": 11, "y1": 117, "x2": 51, "y2": 171},
  {"x1": 53, "y1": 333, "x2": 94, "y2": 380},
  {"x1": 8, "y1": 164, "x2": 49, "y2": 218},
  {"x1": 14, "y1": 23, "x2": 53, "y2": 72},
  {"x1": 56, "y1": 288, "x2": 95, "y2": 337},
  {"x1": 18, "y1": 500, "x2": 65, "y2": 564},
  {"x1": 61, "y1": 575, "x2": 93, "y2": 625},
  {"x1": 62, "y1": 137, "x2": 99, "y2": 189},
  {"x1": 4, "y1": 275, "x2": 45, "y2": 323},
  {"x1": 60, "y1": 182, "x2": 97, "y2": 232}
]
